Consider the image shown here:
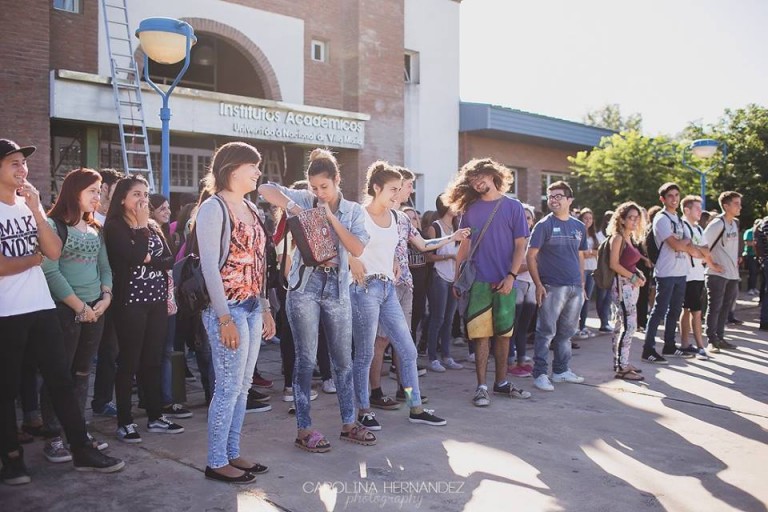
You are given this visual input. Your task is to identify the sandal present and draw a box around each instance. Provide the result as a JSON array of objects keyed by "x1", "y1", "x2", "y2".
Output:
[
  {"x1": 625, "y1": 364, "x2": 643, "y2": 374},
  {"x1": 339, "y1": 424, "x2": 377, "y2": 446},
  {"x1": 295, "y1": 431, "x2": 331, "y2": 453},
  {"x1": 615, "y1": 369, "x2": 644, "y2": 381}
]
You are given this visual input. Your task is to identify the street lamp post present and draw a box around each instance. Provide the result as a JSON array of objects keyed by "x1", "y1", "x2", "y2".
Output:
[
  {"x1": 135, "y1": 18, "x2": 197, "y2": 197},
  {"x1": 681, "y1": 138, "x2": 727, "y2": 210}
]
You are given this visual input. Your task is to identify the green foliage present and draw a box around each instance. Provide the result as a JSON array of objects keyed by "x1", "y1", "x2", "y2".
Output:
[
  {"x1": 568, "y1": 131, "x2": 693, "y2": 217},
  {"x1": 583, "y1": 104, "x2": 643, "y2": 132},
  {"x1": 572, "y1": 104, "x2": 768, "y2": 226},
  {"x1": 685, "y1": 104, "x2": 768, "y2": 226}
]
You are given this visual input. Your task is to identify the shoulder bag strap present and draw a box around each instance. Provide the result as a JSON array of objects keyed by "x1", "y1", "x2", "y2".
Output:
[{"x1": 466, "y1": 197, "x2": 504, "y2": 263}]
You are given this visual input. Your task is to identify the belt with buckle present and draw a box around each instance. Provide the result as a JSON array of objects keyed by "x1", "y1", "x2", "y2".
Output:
[
  {"x1": 316, "y1": 265, "x2": 338, "y2": 274},
  {"x1": 365, "y1": 273, "x2": 391, "y2": 282}
]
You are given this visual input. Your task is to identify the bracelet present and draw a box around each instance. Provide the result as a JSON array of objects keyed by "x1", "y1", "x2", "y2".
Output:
[
  {"x1": 75, "y1": 303, "x2": 88, "y2": 323},
  {"x1": 101, "y1": 290, "x2": 113, "y2": 300},
  {"x1": 630, "y1": 274, "x2": 639, "y2": 285},
  {"x1": 507, "y1": 271, "x2": 518, "y2": 279},
  {"x1": 218, "y1": 319, "x2": 233, "y2": 328}
]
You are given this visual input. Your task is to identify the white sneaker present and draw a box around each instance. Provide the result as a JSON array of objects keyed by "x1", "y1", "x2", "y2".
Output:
[
  {"x1": 533, "y1": 374, "x2": 555, "y2": 392},
  {"x1": 428, "y1": 360, "x2": 446, "y2": 373},
  {"x1": 573, "y1": 329, "x2": 589, "y2": 340},
  {"x1": 283, "y1": 387, "x2": 319, "y2": 402},
  {"x1": 321, "y1": 379, "x2": 337, "y2": 394},
  {"x1": 452, "y1": 337, "x2": 466, "y2": 346},
  {"x1": 467, "y1": 353, "x2": 476, "y2": 364},
  {"x1": 442, "y1": 357, "x2": 464, "y2": 370},
  {"x1": 552, "y1": 369, "x2": 585, "y2": 384}
]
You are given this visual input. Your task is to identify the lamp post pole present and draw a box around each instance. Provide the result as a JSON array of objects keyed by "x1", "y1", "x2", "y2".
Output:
[{"x1": 136, "y1": 18, "x2": 196, "y2": 197}]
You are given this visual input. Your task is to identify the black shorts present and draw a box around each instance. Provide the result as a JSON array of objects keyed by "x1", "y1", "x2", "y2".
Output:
[{"x1": 683, "y1": 280, "x2": 705, "y2": 311}]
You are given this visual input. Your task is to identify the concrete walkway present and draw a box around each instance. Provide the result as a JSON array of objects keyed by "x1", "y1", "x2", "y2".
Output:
[{"x1": 2, "y1": 293, "x2": 767, "y2": 512}]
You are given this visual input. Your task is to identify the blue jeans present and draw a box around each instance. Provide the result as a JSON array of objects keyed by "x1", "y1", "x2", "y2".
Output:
[
  {"x1": 426, "y1": 274, "x2": 457, "y2": 362},
  {"x1": 351, "y1": 278, "x2": 422, "y2": 408},
  {"x1": 286, "y1": 269, "x2": 355, "y2": 430},
  {"x1": 595, "y1": 286, "x2": 612, "y2": 329},
  {"x1": 643, "y1": 275, "x2": 687, "y2": 352},
  {"x1": 204, "y1": 298, "x2": 262, "y2": 469},
  {"x1": 532, "y1": 285, "x2": 584, "y2": 378},
  {"x1": 160, "y1": 314, "x2": 176, "y2": 405},
  {"x1": 579, "y1": 271, "x2": 596, "y2": 330}
]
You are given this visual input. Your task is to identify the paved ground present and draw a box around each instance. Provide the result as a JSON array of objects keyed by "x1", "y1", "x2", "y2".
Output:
[{"x1": 2, "y1": 293, "x2": 767, "y2": 512}]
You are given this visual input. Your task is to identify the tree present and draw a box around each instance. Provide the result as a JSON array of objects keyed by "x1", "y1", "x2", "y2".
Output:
[
  {"x1": 568, "y1": 131, "x2": 693, "y2": 218},
  {"x1": 583, "y1": 104, "x2": 643, "y2": 133}
]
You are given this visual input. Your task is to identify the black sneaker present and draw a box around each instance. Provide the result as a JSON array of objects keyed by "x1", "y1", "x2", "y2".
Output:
[
  {"x1": 680, "y1": 345, "x2": 698, "y2": 355},
  {"x1": 161, "y1": 403, "x2": 193, "y2": 419},
  {"x1": 1, "y1": 450, "x2": 31, "y2": 485},
  {"x1": 357, "y1": 412, "x2": 382, "y2": 431},
  {"x1": 146, "y1": 416, "x2": 184, "y2": 434},
  {"x1": 662, "y1": 347, "x2": 694, "y2": 358},
  {"x1": 642, "y1": 350, "x2": 668, "y2": 364},
  {"x1": 718, "y1": 339, "x2": 738, "y2": 350},
  {"x1": 184, "y1": 365, "x2": 196, "y2": 382},
  {"x1": 245, "y1": 400, "x2": 273, "y2": 413},
  {"x1": 116, "y1": 423, "x2": 142, "y2": 444},
  {"x1": 248, "y1": 389, "x2": 271, "y2": 403},
  {"x1": 408, "y1": 409, "x2": 447, "y2": 426},
  {"x1": 417, "y1": 364, "x2": 427, "y2": 377},
  {"x1": 72, "y1": 445, "x2": 125, "y2": 473},
  {"x1": 395, "y1": 388, "x2": 429, "y2": 404}
]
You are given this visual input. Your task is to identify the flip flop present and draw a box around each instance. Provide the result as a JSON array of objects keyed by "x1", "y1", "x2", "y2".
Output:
[{"x1": 295, "y1": 431, "x2": 331, "y2": 453}]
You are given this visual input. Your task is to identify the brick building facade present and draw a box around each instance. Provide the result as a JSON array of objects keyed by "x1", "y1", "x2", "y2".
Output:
[{"x1": 1, "y1": 0, "x2": 461, "y2": 208}]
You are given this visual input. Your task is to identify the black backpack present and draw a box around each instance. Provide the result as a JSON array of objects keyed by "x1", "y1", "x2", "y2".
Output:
[{"x1": 645, "y1": 211, "x2": 679, "y2": 264}]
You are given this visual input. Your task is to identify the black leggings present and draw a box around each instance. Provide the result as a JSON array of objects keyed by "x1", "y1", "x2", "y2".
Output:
[
  {"x1": 0, "y1": 310, "x2": 88, "y2": 455},
  {"x1": 113, "y1": 301, "x2": 168, "y2": 426}
]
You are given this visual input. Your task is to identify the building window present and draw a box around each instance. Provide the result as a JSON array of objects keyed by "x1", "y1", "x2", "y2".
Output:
[
  {"x1": 505, "y1": 167, "x2": 521, "y2": 198},
  {"x1": 311, "y1": 40, "x2": 327, "y2": 63},
  {"x1": 53, "y1": 0, "x2": 80, "y2": 13},
  {"x1": 404, "y1": 51, "x2": 420, "y2": 84}
]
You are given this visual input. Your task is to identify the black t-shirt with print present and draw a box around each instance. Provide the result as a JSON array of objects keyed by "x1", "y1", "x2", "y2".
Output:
[{"x1": 126, "y1": 232, "x2": 167, "y2": 304}]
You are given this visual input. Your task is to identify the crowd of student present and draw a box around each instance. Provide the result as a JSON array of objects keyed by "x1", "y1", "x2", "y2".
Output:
[{"x1": 2, "y1": 137, "x2": 766, "y2": 486}]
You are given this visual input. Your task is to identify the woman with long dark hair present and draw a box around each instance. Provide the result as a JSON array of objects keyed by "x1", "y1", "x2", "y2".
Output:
[
  {"x1": 576, "y1": 208, "x2": 599, "y2": 339},
  {"x1": 40, "y1": 168, "x2": 112, "y2": 460},
  {"x1": 148, "y1": 193, "x2": 191, "y2": 420},
  {"x1": 105, "y1": 175, "x2": 184, "y2": 445},
  {"x1": 197, "y1": 142, "x2": 276, "y2": 483}
]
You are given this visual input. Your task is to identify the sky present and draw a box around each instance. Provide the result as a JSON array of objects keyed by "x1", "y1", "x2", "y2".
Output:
[{"x1": 459, "y1": 0, "x2": 768, "y2": 135}]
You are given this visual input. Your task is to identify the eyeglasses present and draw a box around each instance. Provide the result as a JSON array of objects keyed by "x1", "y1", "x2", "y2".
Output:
[{"x1": 547, "y1": 194, "x2": 570, "y2": 201}]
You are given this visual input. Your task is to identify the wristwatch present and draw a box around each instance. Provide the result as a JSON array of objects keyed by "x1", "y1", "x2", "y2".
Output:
[
  {"x1": 507, "y1": 271, "x2": 518, "y2": 279},
  {"x1": 286, "y1": 200, "x2": 297, "y2": 213}
]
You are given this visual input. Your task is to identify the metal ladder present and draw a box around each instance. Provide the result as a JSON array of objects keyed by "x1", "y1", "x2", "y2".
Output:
[{"x1": 101, "y1": 0, "x2": 156, "y2": 191}]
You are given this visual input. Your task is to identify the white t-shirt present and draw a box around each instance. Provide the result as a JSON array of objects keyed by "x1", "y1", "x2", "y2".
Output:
[
  {"x1": 94, "y1": 211, "x2": 106, "y2": 224},
  {"x1": 583, "y1": 235, "x2": 598, "y2": 271},
  {"x1": 358, "y1": 209, "x2": 398, "y2": 279},
  {"x1": 431, "y1": 219, "x2": 458, "y2": 282},
  {"x1": 704, "y1": 216, "x2": 740, "y2": 280},
  {"x1": 683, "y1": 219, "x2": 706, "y2": 282},
  {"x1": 0, "y1": 197, "x2": 55, "y2": 316},
  {"x1": 653, "y1": 210, "x2": 690, "y2": 278}
]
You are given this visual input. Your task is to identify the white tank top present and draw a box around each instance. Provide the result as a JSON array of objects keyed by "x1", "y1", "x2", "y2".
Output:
[{"x1": 359, "y1": 208, "x2": 399, "y2": 279}]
